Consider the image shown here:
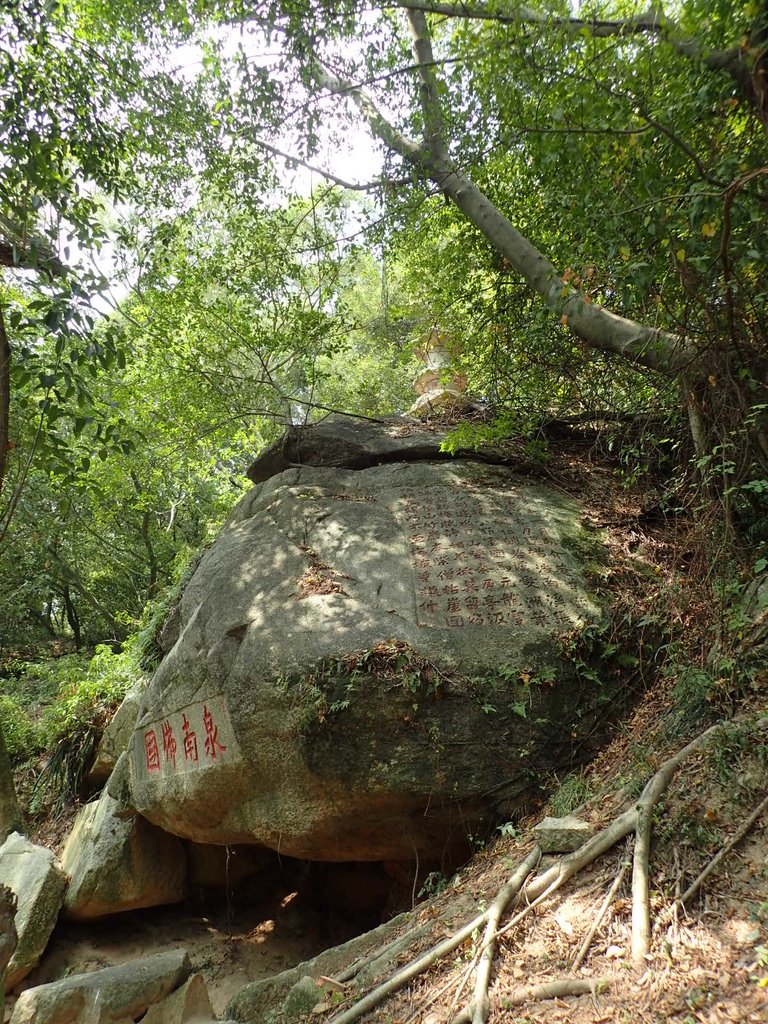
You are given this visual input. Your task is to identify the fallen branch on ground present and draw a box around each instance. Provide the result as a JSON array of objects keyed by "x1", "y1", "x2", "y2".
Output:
[
  {"x1": 678, "y1": 791, "x2": 768, "y2": 910},
  {"x1": 503, "y1": 977, "x2": 610, "y2": 1006},
  {"x1": 572, "y1": 847, "x2": 631, "y2": 971}
]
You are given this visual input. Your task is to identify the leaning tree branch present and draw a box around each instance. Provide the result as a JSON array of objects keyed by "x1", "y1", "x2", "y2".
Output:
[
  {"x1": 387, "y1": 2, "x2": 755, "y2": 108},
  {"x1": 316, "y1": 44, "x2": 696, "y2": 375},
  {"x1": 406, "y1": 7, "x2": 449, "y2": 162}
]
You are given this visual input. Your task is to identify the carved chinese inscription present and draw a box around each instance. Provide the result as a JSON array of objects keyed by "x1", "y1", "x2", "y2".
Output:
[
  {"x1": 397, "y1": 487, "x2": 588, "y2": 629},
  {"x1": 139, "y1": 694, "x2": 237, "y2": 777}
]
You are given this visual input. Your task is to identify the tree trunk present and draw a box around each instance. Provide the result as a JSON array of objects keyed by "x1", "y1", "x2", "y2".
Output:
[
  {"x1": 131, "y1": 470, "x2": 160, "y2": 602},
  {"x1": 63, "y1": 584, "x2": 82, "y2": 649},
  {"x1": 0, "y1": 300, "x2": 10, "y2": 504},
  {"x1": 48, "y1": 548, "x2": 123, "y2": 638},
  {"x1": 0, "y1": 726, "x2": 23, "y2": 844}
]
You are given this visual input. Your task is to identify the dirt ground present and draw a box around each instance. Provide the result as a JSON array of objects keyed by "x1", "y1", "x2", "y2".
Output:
[{"x1": 10, "y1": 695, "x2": 766, "y2": 1024}]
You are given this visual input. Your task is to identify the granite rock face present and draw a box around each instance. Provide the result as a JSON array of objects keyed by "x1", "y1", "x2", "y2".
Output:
[{"x1": 128, "y1": 418, "x2": 611, "y2": 861}]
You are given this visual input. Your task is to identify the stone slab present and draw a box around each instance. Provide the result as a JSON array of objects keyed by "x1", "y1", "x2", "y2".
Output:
[
  {"x1": 0, "y1": 832, "x2": 66, "y2": 988},
  {"x1": 9, "y1": 949, "x2": 191, "y2": 1024},
  {"x1": 61, "y1": 789, "x2": 186, "y2": 919},
  {"x1": 533, "y1": 815, "x2": 595, "y2": 853}
]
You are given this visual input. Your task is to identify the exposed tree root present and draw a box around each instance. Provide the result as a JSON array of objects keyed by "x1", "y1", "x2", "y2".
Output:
[
  {"x1": 630, "y1": 722, "x2": 725, "y2": 962},
  {"x1": 502, "y1": 977, "x2": 611, "y2": 1006},
  {"x1": 327, "y1": 718, "x2": 754, "y2": 1024},
  {"x1": 463, "y1": 847, "x2": 542, "y2": 1023},
  {"x1": 572, "y1": 847, "x2": 631, "y2": 972},
  {"x1": 327, "y1": 849, "x2": 540, "y2": 1024}
]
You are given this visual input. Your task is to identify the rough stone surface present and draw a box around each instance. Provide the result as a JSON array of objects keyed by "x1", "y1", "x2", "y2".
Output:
[
  {"x1": 86, "y1": 682, "x2": 145, "y2": 788},
  {"x1": 128, "y1": 418, "x2": 612, "y2": 861},
  {"x1": 105, "y1": 753, "x2": 136, "y2": 818},
  {"x1": 9, "y1": 949, "x2": 191, "y2": 1024},
  {"x1": 141, "y1": 974, "x2": 214, "y2": 1023},
  {"x1": 1, "y1": 884, "x2": 17, "y2": 1019},
  {"x1": 280, "y1": 976, "x2": 322, "y2": 1019},
  {"x1": 244, "y1": 415, "x2": 503, "y2": 484},
  {"x1": 533, "y1": 815, "x2": 596, "y2": 853},
  {"x1": 226, "y1": 910, "x2": 421, "y2": 1022},
  {"x1": 61, "y1": 789, "x2": 186, "y2": 919},
  {"x1": 0, "y1": 832, "x2": 66, "y2": 988}
]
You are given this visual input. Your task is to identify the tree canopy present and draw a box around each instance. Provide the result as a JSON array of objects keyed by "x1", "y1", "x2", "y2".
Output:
[{"x1": 1, "y1": 0, "x2": 768, "y2": 646}]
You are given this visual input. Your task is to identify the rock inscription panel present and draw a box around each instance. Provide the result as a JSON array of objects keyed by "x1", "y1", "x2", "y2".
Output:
[
  {"x1": 135, "y1": 695, "x2": 240, "y2": 779},
  {"x1": 394, "y1": 485, "x2": 588, "y2": 629}
]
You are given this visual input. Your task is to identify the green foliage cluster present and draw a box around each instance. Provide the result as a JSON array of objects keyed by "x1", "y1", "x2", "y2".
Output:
[
  {"x1": 0, "y1": 641, "x2": 141, "y2": 813},
  {"x1": 1, "y1": 645, "x2": 134, "y2": 764}
]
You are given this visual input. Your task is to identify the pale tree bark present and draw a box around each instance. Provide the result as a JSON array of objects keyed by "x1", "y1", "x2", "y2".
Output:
[
  {"x1": 0, "y1": 726, "x2": 23, "y2": 844},
  {"x1": 388, "y1": 1, "x2": 764, "y2": 123},
  {"x1": 315, "y1": 15, "x2": 698, "y2": 377}
]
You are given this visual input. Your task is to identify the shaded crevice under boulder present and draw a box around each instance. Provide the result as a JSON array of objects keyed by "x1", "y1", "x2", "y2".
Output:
[{"x1": 127, "y1": 417, "x2": 618, "y2": 862}]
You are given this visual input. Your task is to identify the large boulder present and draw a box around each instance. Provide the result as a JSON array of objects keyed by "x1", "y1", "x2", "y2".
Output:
[
  {"x1": 128, "y1": 418, "x2": 613, "y2": 861},
  {"x1": 61, "y1": 789, "x2": 186, "y2": 919},
  {"x1": 0, "y1": 832, "x2": 66, "y2": 988}
]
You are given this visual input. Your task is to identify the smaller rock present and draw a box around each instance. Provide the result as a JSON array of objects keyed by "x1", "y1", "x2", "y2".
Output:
[
  {"x1": 281, "y1": 976, "x2": 324, "y2": 1019},
  {"x1": 0, "y1": 832, "x2": 66, "y2": 988},
  {"x1": 105, "y1": 753, "x2": 137, "y2": 818},
  {"x1": 142, "y1": 974, "x2": 215, "y2": 1023},
  {"x1": 86, "y1": 682, "x2": 145, "y2": 788},
  {"x1": 61, "y1": 789, "x2": 186, "y2": 919},
  {"x1": 10, "y1": 949, "x2": 191, "y2": 1024},
  {"x1": 533, "y1": 815, "x2": 595, "y2": 853}
]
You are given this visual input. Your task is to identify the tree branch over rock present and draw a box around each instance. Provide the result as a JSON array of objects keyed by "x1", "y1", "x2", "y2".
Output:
[{"x1": 315, "y1": 17, "x2": 696, "y2": 376}]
